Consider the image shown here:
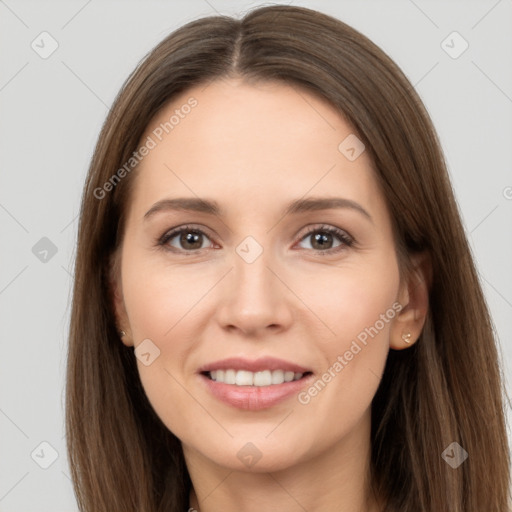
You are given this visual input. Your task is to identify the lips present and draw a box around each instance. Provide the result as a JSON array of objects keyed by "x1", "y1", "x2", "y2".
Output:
[
  {"x1": 198, "y1": 356, "x2": 310, "y2": 374},
  {"x1": 197, "y1": 356, "x2": 314, "y2": 410}
]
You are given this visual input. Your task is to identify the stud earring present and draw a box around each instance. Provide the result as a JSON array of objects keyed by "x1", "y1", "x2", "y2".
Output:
[
  {"x1": 401, "y1": 332, "x2": 412, "y2": 344},
  {"x1": 119, "y1": 330, "x2": 126, "y2": 338}
]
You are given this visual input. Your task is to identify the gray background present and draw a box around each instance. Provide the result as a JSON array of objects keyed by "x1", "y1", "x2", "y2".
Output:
[{"x1": 1, "y1": 0, "x2": 511, "y2": 510}]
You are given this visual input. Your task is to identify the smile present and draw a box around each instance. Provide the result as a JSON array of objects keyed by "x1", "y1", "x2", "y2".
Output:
[
  {"x1": 198, "y1": 357, "x2": 314, "y2": 410},
  {"x1": 207, "y1": 369, "x2": 305, "y2": 386}
]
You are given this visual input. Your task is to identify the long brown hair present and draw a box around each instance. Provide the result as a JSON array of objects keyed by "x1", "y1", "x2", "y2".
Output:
[{"x1": 66, "y1": 5, "x2": 511, "y2": 511}]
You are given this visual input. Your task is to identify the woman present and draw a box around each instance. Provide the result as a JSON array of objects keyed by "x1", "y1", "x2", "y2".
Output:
[{"x1": 65, "y1": 5, "x2": 511, "y2": 511}]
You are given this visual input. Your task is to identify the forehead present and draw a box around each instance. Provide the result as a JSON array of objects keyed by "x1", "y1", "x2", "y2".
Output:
[{"x1": 127, "y1": 78, "x2": 385, "y2": 223}]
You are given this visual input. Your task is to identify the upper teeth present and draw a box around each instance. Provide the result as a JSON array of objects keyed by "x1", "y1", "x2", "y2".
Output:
[{"x1": 209, "y1": 369, "x2": 303, "y2": 386}]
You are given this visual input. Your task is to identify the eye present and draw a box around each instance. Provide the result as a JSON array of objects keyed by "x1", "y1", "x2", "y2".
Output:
[
  {"x1": 296, "y1": 225, "x2": 354, "y2": 254},
  {"x1": 158, "y1": 225, "x2": 215, "y2": 253}
]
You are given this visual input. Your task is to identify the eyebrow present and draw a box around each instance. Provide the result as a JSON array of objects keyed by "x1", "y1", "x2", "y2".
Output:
[{"x1": 143, "y1": 196, "x2": 373, "y2": 223}]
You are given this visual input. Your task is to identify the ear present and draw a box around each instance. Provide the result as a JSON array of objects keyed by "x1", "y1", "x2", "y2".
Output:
[
  {"x1": 389, "y1": 251, "x2": 432, "y2": 350},
  {"x1": 108, "y1": 249, "x2": 133, "y2": 347}
]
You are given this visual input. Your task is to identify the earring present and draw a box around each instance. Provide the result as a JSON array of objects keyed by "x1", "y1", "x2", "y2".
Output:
[
  {"x1": 401, "y1": 332, "x2": 412, "y2": 344},
  {"x1": 119, "y1": 330, "x2": 126, "y2": 338}
]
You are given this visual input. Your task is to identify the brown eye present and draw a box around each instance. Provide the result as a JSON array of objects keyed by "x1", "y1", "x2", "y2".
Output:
[
  {"x1": 175, "y1": 231, "x2": 205, "y2": 250},
  {"x1": 297, "y1": 225, "x2": 354, "y2": 254},
  {"x1": 310, "y1": 232, "x2": 336, "y2": 250},
  {"x1": 159, "y1": 226, "x2": 213, "y2": 252}
]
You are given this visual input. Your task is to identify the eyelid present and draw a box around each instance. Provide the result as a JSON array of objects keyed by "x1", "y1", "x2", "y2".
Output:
[
  {"x1": 158, "y1": 223, "x2": 217, "y2": 248},
  {"x1": 297, "y1": 223, "x2": 353, "y2": 242},
  {"x1": 294, "y1": 224, "x2": 355, "y2": 252}
]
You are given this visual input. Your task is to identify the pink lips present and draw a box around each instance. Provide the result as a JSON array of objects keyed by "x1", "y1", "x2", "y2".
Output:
[
  {"x1": 198, "y1": 356, "x2": 310, "y2": 374},
  {"x1": 198, "y1": 356, "x2": 313, "y2": 411}
]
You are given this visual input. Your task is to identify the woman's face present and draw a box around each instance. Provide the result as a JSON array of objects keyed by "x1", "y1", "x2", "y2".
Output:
[{"x1": 112, "y1": 77, "x2": 408, "y2": 472}]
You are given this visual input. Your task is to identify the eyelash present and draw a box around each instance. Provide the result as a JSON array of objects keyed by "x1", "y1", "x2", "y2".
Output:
[{"x1": 156, "y1": 224, "x2": 355, "y2": 256}]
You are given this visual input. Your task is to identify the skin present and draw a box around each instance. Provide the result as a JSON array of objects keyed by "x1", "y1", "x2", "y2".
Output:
[{"x1": 111, "y1": 77, "x2": 430, "y2": 512}]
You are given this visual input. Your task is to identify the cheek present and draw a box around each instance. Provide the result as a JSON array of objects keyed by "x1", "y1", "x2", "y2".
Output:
[
  {"x1": 121, "y1": 248, "x2": 209, "y2": 342},
  {"x1": 119, "y1": 250, "x2": 216, "y2": 434},
  {"x1": 298, "y1": 254, "x2": 400, "y2": 346},
  {"x1": 336, "y1": 273, "x2": 398, "y2": 346},
  {"x1": 297, "y1": 255, "x2": 400, "y2": 401}
]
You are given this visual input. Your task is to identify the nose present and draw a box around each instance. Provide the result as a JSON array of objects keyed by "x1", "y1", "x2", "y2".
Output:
[{"x1": 215, "y1": 248, "x2": 294, "y2": 337}]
